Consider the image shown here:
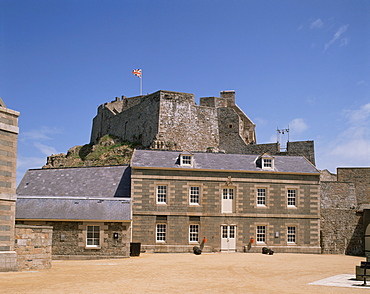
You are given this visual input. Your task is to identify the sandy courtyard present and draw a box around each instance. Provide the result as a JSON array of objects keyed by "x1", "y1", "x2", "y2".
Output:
[{"x1": 0, "y1": 253, "x2": 369, "y2": 293}]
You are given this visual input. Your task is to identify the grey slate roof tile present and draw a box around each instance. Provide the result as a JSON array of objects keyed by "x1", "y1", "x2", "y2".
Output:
[
  {"x1": 16, "y1": 197, "x2": 131, "y2": 221},
  {"x1": 17, "y1": 166, "x2": 131, "y2": 197},
  {"x1": 131, "y1": 150, "x2": 319, "y2": 174},
  {"x1": 16, "y1": 166, "x2": 131, "y2": 221}
]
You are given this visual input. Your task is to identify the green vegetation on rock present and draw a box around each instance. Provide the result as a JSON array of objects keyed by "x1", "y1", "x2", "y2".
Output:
[{"x1": 43, "y1": 135, "x2": 141, "y2": 169}]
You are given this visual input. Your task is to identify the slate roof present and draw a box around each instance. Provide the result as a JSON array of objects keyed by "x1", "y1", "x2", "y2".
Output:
[
  {"x1": 16, "y1": 197, "x2": 130, "y2": 221},
  {"x1": 16, "y1": 166, "x2": 131, "y2": 221},
  {"x1": 131, "y1": 150, "x2": 319, "y2": 174},
  {"x1": 17, "y1": 166, "x2": 131, "y2": 197}
]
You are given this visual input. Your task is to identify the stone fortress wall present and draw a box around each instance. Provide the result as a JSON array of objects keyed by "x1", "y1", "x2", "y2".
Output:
[
  {"x1": 90, "y1": 90, "x2": 315, "y2": 164},
  {"x1": 91, "y1": 90, "x2": 257, "y2": 153},
  {"x1": 320, "y1": 168, "x2": 370, "y2": 255}
]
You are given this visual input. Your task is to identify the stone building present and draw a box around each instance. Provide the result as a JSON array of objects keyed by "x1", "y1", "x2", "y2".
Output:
[
  {"x1": 130, "y1": 149, "x2": 321, "y2": 253},
  {"x1": 90, "y1": 90, "x2": 316, "y2": 165},
  {"x1": 320, "y1": 168, "x2": 370, "y2": 255},
  {"x1": 0, "y1": 98, "x2": 20, "y2": 271},
  {"x1": 16, "y1": 166, "x2": 131, "y2": 259},
  {"x1": 91, "y1": 90, "x2": 257, "y2": 153}
]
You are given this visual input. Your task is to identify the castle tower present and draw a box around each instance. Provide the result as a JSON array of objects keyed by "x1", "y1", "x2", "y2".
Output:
[
  {"x1": 90, "y1": 90, "x2": 257, "y2": 153},
  {"x1": 0, "y1": 98, "x2": 20, "y2": 271}
]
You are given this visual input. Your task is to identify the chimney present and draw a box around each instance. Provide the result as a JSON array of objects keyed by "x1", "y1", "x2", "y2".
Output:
[{"x1": 220, "y1": 90, "x2": 235, "y2": 105}]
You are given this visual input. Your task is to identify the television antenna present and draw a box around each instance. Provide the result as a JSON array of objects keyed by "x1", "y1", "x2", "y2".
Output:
[{"x1": 277, "y1": 126, "x2": 289, "y2": 151}]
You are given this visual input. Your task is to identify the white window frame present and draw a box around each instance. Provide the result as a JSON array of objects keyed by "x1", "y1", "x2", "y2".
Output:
[
  {"x1": 256, "y1": 226, "x2": 266, "y2": 243},
  {"x1": 156, "y1": 223, "x2": 166, "y2": 243},
  {"x1": 189, "y1": 186, "x2": 200, "y2": 205},
  {"x1": 189, "y1": 224, "x2": 199, "y2": 243},
  {"x1": 156, "y1": 185, "x2": 167, "y2": 204},
  {"x1": 86, "y1": 225, "x2": 100, "y2": 248},
  {"x1": 262, "y1": 158, "x2": 273, "y2": 169},
  {"x1": 180, "y1": 154, "x2": 193, "y2": 166},
  {"x1": 222, "y1": 188, "x2": 234, "y2": 200},
  {"x1": 287, "y1": 226, "x2": 296, "y2": 244},
  {"x1": 257, "y1": 188, "x2": 266, "y2": 206},
  {"x1": 287, "y1": 189, "x2": 297, "y2": 207}
]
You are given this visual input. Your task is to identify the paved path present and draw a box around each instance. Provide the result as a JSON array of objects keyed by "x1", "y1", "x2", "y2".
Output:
[{"x1": 0, "y1": 253, "x2": 369, "y2": 293}]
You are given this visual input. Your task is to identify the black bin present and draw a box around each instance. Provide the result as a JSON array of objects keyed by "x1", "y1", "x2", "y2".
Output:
[{"x1": 130, "y1": 242, "x2": 141, "y2": 256}]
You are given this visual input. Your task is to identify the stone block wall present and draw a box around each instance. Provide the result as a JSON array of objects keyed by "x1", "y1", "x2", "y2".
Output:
[
  {"x1": 0, "y1": 102, "x2": 20, "y2": 271},
  {"x1": 90, "y1": 90, "x2": 258, "y2": 154},
  {"x1": 132, "y1": 167, "x2": 320, "y2": 253},
  {"x1": 242, "y1": 141, "x2": 316, "y2": 165},
  {"x1": 158, "y1": 91, "x2": 219, "y2": 151},
  {"x1": 15, "y1": 225, "x2": 53, "y2": 270},
  {"x1": 320, "y1": 180, "x2": 361, "y2": 254},
  {"x1": 337, "y1": 168, "x2": 370, "y2": 205},
  {"x1": 18, "y1": 221, "x2": 131, "y2": 259},
  {"x1": 320, "y1": 168, "x2": 370, "y2": 255},
  {"x1": 90, "y1": 92, "x2": 161, "y2": 147}
]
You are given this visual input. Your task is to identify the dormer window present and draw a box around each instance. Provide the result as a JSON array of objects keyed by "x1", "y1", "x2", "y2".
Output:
[
  {"x1": 180, "y1": 152, "x2": 194, "y2": 167},
  {"x1": 256, "y1": 153, "x2": 274, "y2": 170},
  {"x1": 263, "y1": 158, "x2": 272, "y2": 169}
]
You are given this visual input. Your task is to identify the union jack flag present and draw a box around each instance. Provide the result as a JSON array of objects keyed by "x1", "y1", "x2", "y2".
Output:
[{"x1": 132, "y1": 69, "x2": 142, "y2": 78}]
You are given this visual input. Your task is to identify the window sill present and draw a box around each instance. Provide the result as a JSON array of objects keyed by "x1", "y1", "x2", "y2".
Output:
[{"x1": 85, "y1": 246, "x2": 101, "y2": 250}]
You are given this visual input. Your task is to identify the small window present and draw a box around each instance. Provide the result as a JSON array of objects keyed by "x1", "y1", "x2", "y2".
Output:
[
  {"x1": 257, "y1": 153, "x2": 274, "y2": 170},
  {"x1": 180, "y1": 152, "x2": 194, "y2": 166},
  {"x1": 263, "y1": 158, "x2": 272, "y2": 169},
  {"x1": 86, "y1": 225, "x2": 100, "y2": 247},
  {"x1": 287, "y1": 226, "x2": 296, "y2": 243},
  {"x1": 156, "y1": 224, "x2": 166, "y2": 242},
  {"x1": 257, "y1": 188, "x2": 266, "y2": 206},
  {"x1": 256, "y1": 226, "x2": 266, "y2": 243},
  {"x1": 157, "y1": 185, "x2": 167, "y2": 204},
  {"x1": 190, "y1": 186, "x2": 200, "y2": 204},
  {"x1": 189, "y1": 224, "x2": 199, "y2": 242},
  {"x1": 287, "y1": 189, "x2": 296, "y2": 207}
]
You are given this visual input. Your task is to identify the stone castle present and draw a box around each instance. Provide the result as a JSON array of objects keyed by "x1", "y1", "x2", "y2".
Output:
[{"x1": 90, "y1": 90, "x2": 315, "y2": 163}]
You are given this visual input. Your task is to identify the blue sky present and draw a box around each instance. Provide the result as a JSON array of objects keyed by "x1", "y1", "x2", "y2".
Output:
[{"x1": 1, "y1": 0, "x2": 369, "y2": 184}]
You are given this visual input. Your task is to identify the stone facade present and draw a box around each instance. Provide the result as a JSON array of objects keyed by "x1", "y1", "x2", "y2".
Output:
[
  {"x1": 320, "y1": 168, "x2": 370, "y2": 255},
  {"x1": 90, "y1": 90, "x2": 256, "y2": 153},
  {"x1": 17, "y1": 221, "x2": 131, "y2": 259},
  {"x1": 0, "y1": 99, "x2": 20, "y2": 271},
  {"x1": 90, "y1": 90, "x2": 316, "y2": 164},
  {"x1": 131, "y1": 150, "x2": 321, "y2": 253},
  {"x1": 15, "y1": 225, "x2": 52, "y2": 270}
]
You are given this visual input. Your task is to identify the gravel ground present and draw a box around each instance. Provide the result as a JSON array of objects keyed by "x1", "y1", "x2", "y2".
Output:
[{"x1": 0, "y1": 253, "x2": 368, "y2": 294}]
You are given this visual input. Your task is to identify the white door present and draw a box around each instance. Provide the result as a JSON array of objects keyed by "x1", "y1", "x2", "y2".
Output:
[
  {"x1": 221, "y1": 225, "x2": 236, "y2": 252},
  {"x1": 222, "y1": 188, "x2": 234, "y2": 213}
]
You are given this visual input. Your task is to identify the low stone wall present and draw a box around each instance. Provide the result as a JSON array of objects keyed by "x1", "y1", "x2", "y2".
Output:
[{"x1": 15, "y1": 225, "x2": 53, "y2": 270}]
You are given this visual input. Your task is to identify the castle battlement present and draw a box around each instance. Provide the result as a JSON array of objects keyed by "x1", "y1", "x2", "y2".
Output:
[
  {"x1": 91, "y1": 90, "x2": 256, "y2": 153},
  {"x1": 90, "y1": 89, "x2": 315, "y2": 164}
]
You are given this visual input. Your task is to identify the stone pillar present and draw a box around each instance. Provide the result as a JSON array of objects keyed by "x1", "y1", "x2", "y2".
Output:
[{"x1": 0, "y1": 99, "x2": 20, "y2": 271}]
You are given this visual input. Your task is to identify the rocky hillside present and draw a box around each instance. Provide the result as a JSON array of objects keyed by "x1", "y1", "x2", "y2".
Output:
[{"x1": 43, "y1": 135, "x2": 141, "y2": 169}]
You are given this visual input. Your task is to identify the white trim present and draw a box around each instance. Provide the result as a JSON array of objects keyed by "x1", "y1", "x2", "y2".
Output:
[
  {"x1": 156, "y1": 185, "x2": 167, "y2": 204},
  {"x1": 156, "y1": 223, "x2": 167, "y2": 243}
]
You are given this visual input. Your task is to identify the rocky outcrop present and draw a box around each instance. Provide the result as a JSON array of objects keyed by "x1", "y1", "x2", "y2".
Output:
[{"x1": 43, "y1": 135, "x2": 140, "y2": 169}]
